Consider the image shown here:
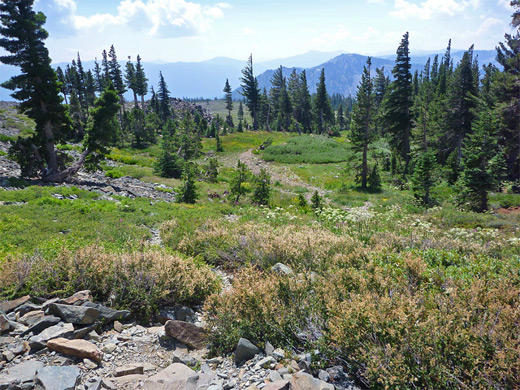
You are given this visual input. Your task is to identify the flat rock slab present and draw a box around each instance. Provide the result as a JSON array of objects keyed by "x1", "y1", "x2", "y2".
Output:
[
  {"x1": 115, "y1": 363, "x2": 145, "y2": 377},
  {"x1": 144, "y1": 363, "x2": 197, "y2": 390},
  {"x1": 57, "y1": 290, "x2": 92, "y2": 305},
  {"x1": 29, "y1": 322, "x2": 74, "y2": 351},
  {"x1": 48, "y1": 303, "x2": 100, "y2": 324},
  {"x1": 234, "y1": 338, "x2": 261, "y2": 365},
  {"x1": 36, "y1": 365, "x2": 81, "y2": 390},
  {"x1": 47, "y1": 337, "x2": 103, "y2": 362},
  {"x1": 0, "y1": 360, "x2": 44, "y2": 388},
  {"x1": 291, "y1": 372, "x2": 335, "y2": 390},
  {"x1": 22, "y1": 315, "x2": 61, "y2": 336},
  {"x1": 0, "y1": 295, "x2": 31, "y2": 314},
  {"x1": 82, "y1": 302, "x2": 130, "y2": 321},
  {"x1": 16, "y1": 303, "x2": 41, "y2": 317},
  {"x1": 19, "y1": 310, "x2": 45, "y2": 326},
  {"x1": 164, "y1": 320, "x2": 207, "y2": 349}
]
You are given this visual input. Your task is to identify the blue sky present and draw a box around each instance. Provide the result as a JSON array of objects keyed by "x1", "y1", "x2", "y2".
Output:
[{"x1": 31, "y1": 0, "x2": 515, "y2": 64}]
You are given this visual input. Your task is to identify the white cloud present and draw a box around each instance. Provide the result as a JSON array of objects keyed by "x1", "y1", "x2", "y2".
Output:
[
  {"x1": 390, "y1": 0, "x2": 479, "y2": 20},
  {"x1": 497, "y1": 0, "x2": 512, "y2": 10},
  {"x1": 40, "y1": 0, "x2": 228, "y2": 38},
  {"x1": 242, "y1": 27, "x2": 255, "y2": 35}
]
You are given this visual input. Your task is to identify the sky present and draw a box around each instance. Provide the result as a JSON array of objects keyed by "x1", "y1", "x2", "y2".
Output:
[{"x1": 30, "y1": 0, "x2": 516, "y2": 64}]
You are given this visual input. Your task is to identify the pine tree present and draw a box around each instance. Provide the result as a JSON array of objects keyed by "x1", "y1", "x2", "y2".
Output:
[
  {"x1": 251, "y1": 168, "x2": 271, "y2": 205},
  {"x1": 412, "y1": 151, "x2": 437, "y2": 206},
  {"x1": 240, "y1": 54, "x2": 261, "y2": 130},
  {"x1": 337, "y1": 104, "x2": 345, "y2": 131},
  {"x1": 230, "y1": 160, "x2": 251, "y2": 203},
  {"x1": 154, "y1": 119, "x2": 183, "y2": 178},
  {"x1": 457, "y1": 109, "x2": 501, "y2": 212},
  {"x1": 238, "y1": 101, "x2": 244, "y2": 122},
  {"x1": 0, "y1": 0, "x2": 73, "y2": 181},
  {"x1": 83, "y1": 82, "x2": 121, "y2": 170},
  {"x1": 93, "y1": 58, "x2": 104, "y2": 94},
  {"x1": 135, "y1": 54, "x2": 148, "y2": 110},
  {"x1": 298, "y1": 70, "x2": 313, "y2": 133},
  {"x1": 176, "y1": 163, "x2": 199, "y2": 204},
  {"x1": 311, "y1": 190, "x2": 322, "y2": 212},
  {"x1": 56, "y1": 66, "x2": 68, "y2": 104},
  {"x1": 384, "y1": 32, "x2": 413, "y2": 173},
  {"x1": 205, "y1": 158, "x2": 219, "y2": 183},
  {"x1": 125, "y1": 56, "x2": 139, "y2": 109},
  {"x1": 313, "y1": 68, "x2": 332, "y2": 134},
  {"x1": 350, "y1": 58, "x2": 374, "y2": 189},
  {"x1": 368, "y1": 164, "x2": 382, "y2": 192},
  {"x1": 216, "y1": 131, "x2": 223, "y2": 152},
  {"x1": 107, "y1": 45, "x2": 126, "y2": 111},
  {"x1": 223, "y1": 79, "x2": 233, "y2": 127},
  {"x1": 413, "y1": 58, "x2": 434, "y2": 151},
  {"x1": 495, "y1": 32, "x2": 520, "y2": 181},
  {"x1": 157, "y1": 71, "x2": 171, "y2": 122}
]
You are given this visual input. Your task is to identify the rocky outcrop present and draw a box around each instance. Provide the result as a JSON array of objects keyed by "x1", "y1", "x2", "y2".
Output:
[
  {"x1": 165, "y1": 320, "x2": 208, "y2": 350},
  {"x1": 0, "y1": 292, "x2": 360, "y2": 390}
]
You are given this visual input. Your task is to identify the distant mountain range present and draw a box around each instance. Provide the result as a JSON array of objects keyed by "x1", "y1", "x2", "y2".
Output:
[{"x1": 0, "y1": 49, "x2": 498, "y2": 102}]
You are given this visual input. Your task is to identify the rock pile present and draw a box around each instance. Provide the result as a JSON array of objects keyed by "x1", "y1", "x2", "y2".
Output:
[{"x1": 0, "y1": 291, "x2": 360, "y2": 390}]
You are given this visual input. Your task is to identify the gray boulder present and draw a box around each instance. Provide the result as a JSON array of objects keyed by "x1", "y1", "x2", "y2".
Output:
[
  {"x1": 271, "y1": 263, "x2": 294, "y2": 276},
  {"x1": 234, "y1": 338, "x2": 261, "y2": 365},
  {"x1": 143, "y1": 363, "x2": 197, "y2": 390},
  {"x1": 0, "y1": 360, "x2": 44, "y2": 389},
  {"x1": 164, "y1": 320, "x2": 207, "y2": 349},
  {"x1": 36, "y1": 366, "x2": 81, "y2": 390},
  {"x1": 29, "y1": 322, "x2": 74, "y2": 350},
  {"x1": 82, "y1": 302, "x2": 130, "y2": 321},
  {"x1": 47, "y1": 303, "x2": 100, "y2": 324},
  {"x1": 21, "y1": 315, "x2": 61, "y2": 336},
  {"x1": 15, "y1": 303, "x2": 41, "y2": 317},
  {"x1": 0, "y1": 295, "x2": 31, "y2": 314}
]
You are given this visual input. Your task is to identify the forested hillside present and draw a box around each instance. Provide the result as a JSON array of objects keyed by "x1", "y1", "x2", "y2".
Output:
[{"x1": 1, "y1": 0, "x2": 520, "y2": 389}]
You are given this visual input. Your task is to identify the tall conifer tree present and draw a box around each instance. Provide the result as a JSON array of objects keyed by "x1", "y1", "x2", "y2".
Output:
[
  {"x1": 240, "y1": 54, "x2": 261, "y2": 130},
  {"x1": 384, "y1": 32, "x2": 413, "y2": 173}
]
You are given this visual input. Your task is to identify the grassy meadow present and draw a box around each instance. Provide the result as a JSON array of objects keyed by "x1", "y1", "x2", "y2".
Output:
[{"x1": 1, "y1": 106, "x2": 520, "y2": 388}]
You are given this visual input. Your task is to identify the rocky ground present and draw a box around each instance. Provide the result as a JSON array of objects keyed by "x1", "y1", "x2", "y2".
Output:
[{"x1": 0, "y1": 292, "x2": 360, "y2": 390}]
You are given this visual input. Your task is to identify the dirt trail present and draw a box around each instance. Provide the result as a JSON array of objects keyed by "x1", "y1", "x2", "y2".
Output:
[{"x1": 237, "y1": 148, "x2": 328, "y2": 200}]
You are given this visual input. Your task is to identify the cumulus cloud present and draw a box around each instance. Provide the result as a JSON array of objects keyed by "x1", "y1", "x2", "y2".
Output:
[
  {"x1": 39, "y1": 0, "x2": 229, "y2": 37},
  {"x1": 390, "y1": 0, "x2": 479, "y2": 20}
]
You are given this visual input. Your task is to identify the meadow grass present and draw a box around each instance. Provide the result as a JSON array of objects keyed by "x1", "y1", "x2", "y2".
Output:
[{"x1": 263, "y1": 135, "x2": 353, "y2": 164}]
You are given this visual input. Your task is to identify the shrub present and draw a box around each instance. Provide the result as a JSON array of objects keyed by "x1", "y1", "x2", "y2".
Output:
[
  {"x1": 176, "y1": 163, "x2": 199, "y2": 204},
  {"x1": 0, "y1": 246, "x2": 221, "y2": 321},
  {"x1": 251, "y1": 168, "x2": 271, "y2": 205}
]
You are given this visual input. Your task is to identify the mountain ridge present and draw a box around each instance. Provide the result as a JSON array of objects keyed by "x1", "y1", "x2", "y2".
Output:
[{"x1": 0, "y1": 49, "x2": 497, "y2": 101}]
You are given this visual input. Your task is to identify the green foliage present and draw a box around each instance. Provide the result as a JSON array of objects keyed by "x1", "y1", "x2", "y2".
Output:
[
  {"x1": 205, "y1": 158, "x2": 219, "y2": 183},
  {"x1": 0, "y1": 0, "x2": 72, "y2": 179},
  {"x1": 310, "y1": 190, "x2": 322, "y2": 211},
  {"x1": 368, "y1": 163, "x2": 382, "y2": 192},
  {"x1": 240, "y1": 55, "x2": 261, "y2": 130},
  {"x1": 457, "y1": 109, "x2": 501, "y2": 212},
  {"x1": 251, "y1": 168, "x2": 271, "y2": 205},
  {"x1": 176, "y1": 163, "x2": 199, "y2": 204},
  {"x1": 229, "y1": 160, "x2": 252, "y2": 203},
  {"x1": 263, "y1": 136, "x2": 350, "y2": 164},
  {"x1": 412, "y1": 151, "x2": 437, "y2": 206},
  {"x1": 84, "y1": 82, "x2": 121, "y2": 170},
  {"x1": 216, "y1": 131, "x2": 223, "y2": 152}
]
